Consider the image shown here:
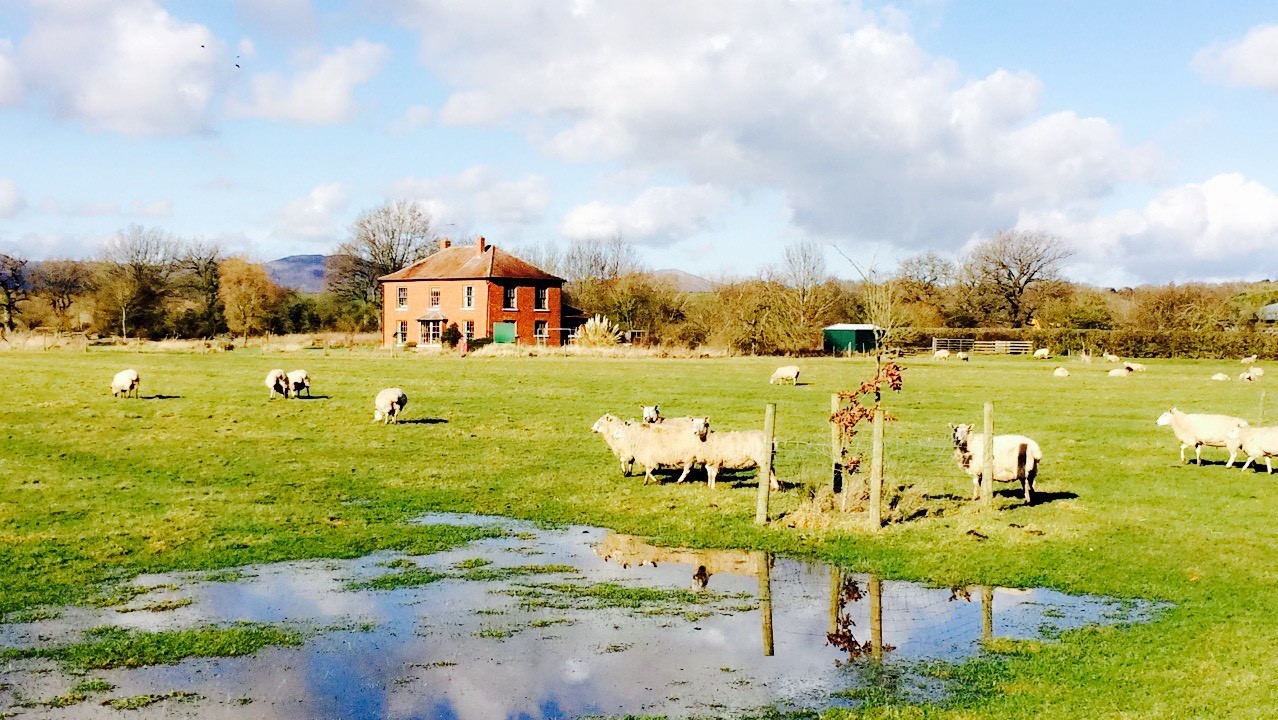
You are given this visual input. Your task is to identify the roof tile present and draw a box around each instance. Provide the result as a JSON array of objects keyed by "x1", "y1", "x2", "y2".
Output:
[{"x1": 379, "y1": 243, "x2": 562, "y2": 282}]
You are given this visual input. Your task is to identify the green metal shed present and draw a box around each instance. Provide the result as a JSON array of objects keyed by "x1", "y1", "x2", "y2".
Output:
[{"x1": 823, "y1": 323, "x2": 878, "y2": 354}]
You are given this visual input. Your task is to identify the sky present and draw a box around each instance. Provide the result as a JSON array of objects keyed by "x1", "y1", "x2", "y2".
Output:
[{"x1": 0, "y1": 0, "x2": 1275, "y2": 287}]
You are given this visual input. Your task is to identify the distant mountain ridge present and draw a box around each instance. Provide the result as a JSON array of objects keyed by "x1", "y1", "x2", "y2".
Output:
[
  {"x1": 652, "y1": 268, "x2": 715, "y2": 293},
  {"x1": 265, "y1": 254, "x2": 327, "y2": 294}
]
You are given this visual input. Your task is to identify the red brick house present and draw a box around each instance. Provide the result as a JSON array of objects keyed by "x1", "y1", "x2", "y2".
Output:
[{"x1": 378, "y1": 236, "x2": 568, "y2": 348}]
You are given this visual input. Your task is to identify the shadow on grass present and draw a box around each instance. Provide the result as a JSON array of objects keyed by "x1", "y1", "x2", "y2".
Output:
[
  {"x1": 293, "y1": 395, "x2": 331, "y2": 400},
  {"x1": 397, "y1": 418, "x2": 449, "y2": 425},
  {"x1": 991, "y1": 488, "x2": 1078, "y2": 505},
  {"x1": 144, "y1": 395, "x2": 182, "y2": 400}
]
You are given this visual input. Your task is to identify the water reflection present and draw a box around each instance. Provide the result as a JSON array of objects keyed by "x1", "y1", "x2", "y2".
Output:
[{"x1": 0, "y1": 515, "x2": 1162, "y2": 720}]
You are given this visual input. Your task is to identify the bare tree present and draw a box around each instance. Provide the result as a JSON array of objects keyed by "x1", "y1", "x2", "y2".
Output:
[
  {"x1": 769, "y1": 239, "x2": 840, "y2": 352},
  {"x1": 511, "y1": 241, "x2": 566, "y2": 278},
  {"x1": 562, "y1": 235, "x2": 641, "y2": 283},
  {"x1": 30, "y1": 259, "x2": 94, "y2": 330},
  {"x1": 832, "y1": 246, "x2": 904, "y2": 350},
  {"x1": 177, "y1": 241, "x2": 225, "y2": 337},
  {"x1": 327, "y1": 200, "x2": 439, "y2": 323},
  {"x1": 0, "y1": 254, "x2": 29, "y2": 334},
  {"x1": 896, "y1": 251, "x2": 955, "y2": 302},
  {"x1": 962, "y1": 230, "x2": 1074, "y2": 327},
  {"x1": 95, "y1": 225, "x2": 179, "y2": 338}
]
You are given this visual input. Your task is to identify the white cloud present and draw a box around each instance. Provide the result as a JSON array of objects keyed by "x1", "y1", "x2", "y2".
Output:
[
  {"x1": 67, "y1": 201, "x2": 119, "y2": 216},
  {"x1": 19, "y1": 0, "x2": 222, "y2": 136},
  {"x1": 234, "y1": 0, "x2": 318, "y2": 41},
  {"x1": 391, "y1": 104, "x2": 433, "y2": 132},
  {"x1": 388, "y1": 167, "x2": 551, "y2": 234},
  {"x1": 0, "y1": 179, "x2": 27, "y2": 218},
  {"x1": 1194, "y1": 24, "x2": 1278, "y2": 90},
  {"x1": 0, "y1": 40, "x2": 23, "y2": 107},
  {"x1": 230, "y1": 40, "x2": 389, "y2": 124},
  {"x1": 274, "y1": 183, "x2": 349, "y2": 240},
  {"x1": 560, "y1": 185, "x2": 729, "y2": 245},
  {"x1": 390, "y1": 0, "x2": 1161, "y2": 251},
  {"x1": 129, "y1": 199, "x2": 173, "y2": 218}
]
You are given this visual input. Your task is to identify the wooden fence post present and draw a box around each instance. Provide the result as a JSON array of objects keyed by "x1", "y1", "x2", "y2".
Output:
[
  {"x1": 755, "y1": 403, "x2": 776, "y2": 525},
  {"x1": 982, "y1": 402, "x2": 995, "y2": 507},
  {"x1": 869, "y1": 408, "x2": 884, "y2": 529}
]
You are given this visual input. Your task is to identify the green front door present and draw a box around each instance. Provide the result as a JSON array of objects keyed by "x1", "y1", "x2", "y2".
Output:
[{"x1": 493, "y1": 322, "x2": 517, "y2": 344}]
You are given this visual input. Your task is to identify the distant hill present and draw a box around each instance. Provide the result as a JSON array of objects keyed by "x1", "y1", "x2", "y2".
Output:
[
  {"x1": 266, "y1": 255, "x2": 327, "y2": 294},
  {"x1": 652, "y1": 268, "x2": 714, "y2": 293}
]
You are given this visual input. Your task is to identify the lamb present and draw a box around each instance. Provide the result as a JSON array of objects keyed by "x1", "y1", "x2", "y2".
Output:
[
  {"x1": 769, "y1": 365, "x2": 800, "y2": 385},
  {"x1": 956, "y1": 352, "x2": 970, "y2": 362},
  {"x1": 611, "y1": 420, "x2": 709, "y2": 484},
  {"x1": 1124, "y1": 362, "x2": 1147, "y2": 372},
  {"x1": 111, "y1": 369, "x2": 140, "y2": 398},
  {"x1": 373, "y1": 388, "x2": 408, "y2": 424},
  {"x1": 286, "y1": 369, "x2": 311, "y2": 398},
  {"x1": 932, "y1": 349, "x2": 951, "y2": 360},
  {"x1": 265, "y1": 368, "x2": 290, "y2": 399},
  {"x1": 692, "y1": 424, "x2": 779, "y2": 491},
  {"x1": 591, "y1": 414, "x2": 635, "y2": 475},
  {"x1": 1102, "y1": 352, "x2": 1121, "y2": 363},
  {"x1": 1033, "y1": 348, "x2": 1051, "y2": 359},
  {"x1": 1242, "y1": 355, "x2": 1258, "y2": 364},
  {"x1": 949, "y1": 424, "x2": 1042, "y2": 504},
  {"x1": 1108, "y1": 367, "x2": 1132, "y2": 377},
  {"x1": 1156, "y1": 408, "x2": 1247, "y2": 466},
  {"x1": 1228, "y1": 426, "x2": 1278, "y2": 474},
  {"x1": 1211, "y1": 373, "x2": 1231, "y2": 381},
  {"x1": 1053, "y1": 367, "x2": 1069, "y2": 378}
]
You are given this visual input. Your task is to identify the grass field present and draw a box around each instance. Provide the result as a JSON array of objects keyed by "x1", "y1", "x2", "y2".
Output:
[{"x1": 2, "y1": 349, "x2": 1277, "y2": 718}]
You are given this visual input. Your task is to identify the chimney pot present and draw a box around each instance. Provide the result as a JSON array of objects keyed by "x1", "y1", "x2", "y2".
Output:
[
  {"x1": 441, "y1": 238, "x2": 451, "y2": 249},
  {"x1": 477, "y1": 235, "x2": 487, "y2": 253}
]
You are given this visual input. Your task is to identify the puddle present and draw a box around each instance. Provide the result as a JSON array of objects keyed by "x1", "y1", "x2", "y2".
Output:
[{"x1": 0, "y1": 513, "x2": 1162, "y2": 719}]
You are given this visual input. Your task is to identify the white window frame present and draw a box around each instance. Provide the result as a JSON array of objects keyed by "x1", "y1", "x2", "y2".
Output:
[
  {"x1": 429, "y1": 286, "x2": 441, "y2": 308},
  {"x1": 463, "y1": 285, "x2": 474, "y2": 309},
  {"x1": 535, "y1": 287, "x2": 548, "y2": 311},
  {"x1": 396, "y1": 287, "x2": 408, "y2": 309},
  {"x1": 397, "y1": 321, "x2": 408, "y2": 343},
  {"x1": 503, "y1": 286, "x2": 517, "y2": 310},
  {"x1": 464, "y1": 321, "x2": 475, "y2": 342}
]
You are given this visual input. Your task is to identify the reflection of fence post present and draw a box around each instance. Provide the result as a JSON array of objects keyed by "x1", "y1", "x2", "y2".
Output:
[
  {"x1": 869, "y1": 408, "x2": 884, "y2": 529},
  {"x1": 981, "y1": 585, "x2": 993, "y2": 643},
  {"x1": 981, "y1": 402, "x2": 995, "y2": 506},
  {"x1": 828, "y1": 566, "x2": 841, "y2": 635},
  {"x1": 831, "y1": 394, "x2": 843, "y2": 502},
  {"x1": 755, "y1": 404, "x2": 777, "y2": 525},
  {"x1": 757, "y1": 552, "x2": 774, "y2": 657},
  {"x1": 869, "y1": 575, "x2": 883, "y2": 661}
]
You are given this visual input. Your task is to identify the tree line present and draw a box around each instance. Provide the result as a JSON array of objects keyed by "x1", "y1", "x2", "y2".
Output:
[{"x1": 2, "y1": 203, "x2": 1275, "y2": 352}]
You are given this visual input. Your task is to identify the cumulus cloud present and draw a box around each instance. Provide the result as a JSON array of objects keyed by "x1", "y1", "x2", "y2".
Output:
[
  {"x1": 0, "y1": 41, "x2": 23, "y2": 107},
  {"x1": 560, "y1": 185, "x2": 729, "y2": 245},
  {"x1": 391, "y1": 104, "x2": 433, "y2": 132},
  {"x1": 389, "y1": 1, "x2": 1161, "y2": 250},
  {"x1": 230, "y1": 40, "x2": 389, "y2": 124},
  {"x1": 234, "y1": 0, "x2": 318, "y2": 41},
  {"x1": 274, "y1": 183, "x2": 349, "y2": 239},
  {"x1": 1194, "y1": 24, "x2": 1278, "y2": 90},
  {"x1": 0, "y1": 179, "x2": 27, "y2": 218},
  {"x1": 387, "y1": 166, "x2": 551, "y2": 233},
  {"x1": 18, "y1": 0, "x2": 221, "y2": 136}
]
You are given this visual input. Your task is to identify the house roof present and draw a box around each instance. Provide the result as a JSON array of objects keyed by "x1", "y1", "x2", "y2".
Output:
[
  {"x1": 379, "y1": 238, "x2": 562, "y2": 282},
  {"x1": 824, "y1": 323, "x2": 878, "y2": 330}
]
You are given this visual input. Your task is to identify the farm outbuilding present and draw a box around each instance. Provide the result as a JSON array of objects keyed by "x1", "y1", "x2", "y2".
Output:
[{"x1": 823, "y1": 324, "x2": 878, "y2": 354}]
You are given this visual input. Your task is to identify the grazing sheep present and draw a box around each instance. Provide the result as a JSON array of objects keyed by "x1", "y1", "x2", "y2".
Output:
[
  {"x1": 1240, "y1": 371, "x2": 1256, "y2": 382},
  {"x1": 286, "y1": 369, "x2": 311, "y2": 398},
  {"x1": 932, "y1": 349, "x2": 951, "y2": 360},
  {"x1": 949, "y1": 424, "x2": 1042, "y2": 504},
  {"x1": 641, "y1": 405, "x2": 661, "y2": 423},
  {"x1": 265, "y1": 368, "x2": 289, "y2": 399},
  {"x1": 373, "y1": 388, "x2": 408, "y2": 424},
  {"x1": 1108, "y1": 367, "x2": 1132, "y2": 377},
  {"x1": 1242, "y1": 355, "x2": 1258, "y2": 364},
  {"x1": 1033, "y1": 348, "x2": 1051, "y2": 359},
  {"x1": 1124, "y1": 362, "x2": 1147, "y2": 372},
  {"x1": 1156, "y1": 408, "x2": 1247, "y2": 466},
  {"x1": 1102, "y1": 352, "x2": 1121, "y2": 363},
  {"x1": 592, "y1": 414, "x2": 635, "y2": 475},
  {"x1": 111, "y1": 369, "x2": 140, "y2": 398},
  {"x1": 692, "y1": 423, "x2": 778, "y2": 491},
  {"x1": 1249, "y1": 366, "x2": 1265, "y2": 377},
  {"x1": 956, "y1": 351, "x2": 970, "y2": 362},
  {"x1": 1228, "y1": 426, "x2": 1278, "y2": 474},
  {"x1": 769, "y1": 365, "x2": 800, "y2": 385},
  {"x1": 1211, "y1": 373, "x2": 1231, "y2": 381},
  {"x1": 1053, "y1": 367, "x2": 1070, "y2": 378},
  {"x1": 611, "y1": 420, "x2": 709, "y2": 484}
]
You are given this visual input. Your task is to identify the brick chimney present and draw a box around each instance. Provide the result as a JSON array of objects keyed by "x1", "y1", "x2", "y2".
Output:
[
  {"x1": 476, "y1": 235, "x2": 487, "y2": 254},
  {"x1": 440, "y1": 238, "x2": 451, "y2": 249}
]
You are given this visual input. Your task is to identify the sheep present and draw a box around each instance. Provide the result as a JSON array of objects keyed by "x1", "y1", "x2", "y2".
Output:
[
  {"x1": 592, "y1": 414, "x2": 635, "y2": 475},
  {"x1": 611, "y1": 420, "x2": 709, "y2": 484},
  {"x1": 265, "y1": 368, "x2": 290, "y2": 399},
  {"x1": 692, "y1": 423, "x2": 779, "y2": 491},
  {"x1": 1228, "y1": 426, "x2": 1278, "y2": 474},
  {"x1": 956, "y1": 351, "x2": 970, "y2": 362},
  {"x1": 1102, "y1": 352, "x2": 1121, "y2": 363},
  {"x1": 286, "y1": 369, "x2": 311, "y2": 398},
  {"x1": 1242, "y1": 355, "x2": 1258, "y2": 364},
  {"x1": 1108, "y1": 366, "x2": 1132, "y2": 377},
  {"x1": 373, "y1": 388, "x2": 408, "y2": 424},
  {"x1": 1053, "y1": 367, "x2": 1069, "y2": 378},
  {"x1": 949, "y1": 424, "x2": 1042, "y2": 504},
  {"x1": 1033, "y1": 347, "x2": 1051, "y2": 359},
  {"x1": 1249, "y1": 366, "x2": 1265, "y2": 377},
  {"x1": 1124, "y1": 362, "x2": 1147, "y2": 372},
  {"x1": 641, "y1": 405, "x2": 661, "y2": 423},
  {"x1": 1240, "y1": 371, "x2": 1256, "y2": 382},
  {"x1": 769, "y1": 365, "x2": 800, "y2": 385},
  {"x1": 111, "y1": 369, "x2": 140, "y2": 398},
  {"x1": 1156, "y1": 408, "x2": 1247, "y2": 466},
  {"x1": 1211, "y1": 373, "x2": 1231, "y2": 381},
  {"x1": 932, "y1": 349, "x2": 951, "y2": 360}
]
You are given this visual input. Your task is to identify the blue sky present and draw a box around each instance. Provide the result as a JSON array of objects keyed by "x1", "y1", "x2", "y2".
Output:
[{"x1": 0, "y1": 0, "x2": 1275, "y2": 286}]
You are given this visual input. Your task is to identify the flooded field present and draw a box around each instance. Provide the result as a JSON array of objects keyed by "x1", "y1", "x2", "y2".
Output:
[{"x1": 0, "y1": 514, "x2": 1161, "y2": 719}]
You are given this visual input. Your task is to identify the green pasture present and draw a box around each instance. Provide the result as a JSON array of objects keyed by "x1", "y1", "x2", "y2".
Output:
[{"x1": 1, "y1": 349, "x2": 1276, "y2": 717}]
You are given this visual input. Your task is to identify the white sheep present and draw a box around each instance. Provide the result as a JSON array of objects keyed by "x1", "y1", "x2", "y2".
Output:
[
  {"x1": 592, "y1": 413, "x2": 635, "y2": 475},
  {"x1": 641, "y1": 405, "x2": 662, "y2": 423},
  {"x1": 1249, "y1": 366, "x2": 1265, "y2": 377},
  {"x1": 949, "y1": 424, "x2": 1042, "y2": 504},
  {"x1": 1053, "y1": 367, "x2": 1070, "y2": 378},
  {"x1": 1241, "y1": 354, "x2": 1258, "y2": 364},
  {"x1": 286, "y1": 369, "x2": 311, "y2": 398},
  {"x1": 373, "y1": 388, "x2": 408, "y2": 424},
  {"x1": 611, "y1": 421, "x2": 708, "y2": 484},
  {"x1": 956, "y1": 351, "x2": 970, "y2": 362},
  {"x1": 1103, "y1": 352, "x2": 1121, "y2": 363},
  {"x1": 1124, "y1": 362, "x2": 1147, "y2": 372},
  {"x1": 692, "y1": 424, "x2": 778, "y2": 491},
  {"x1": 769, "y1": 365, "x2": 800, "y2": 385},
  {"x1": 111, "y1": 369, "x2": 140, "y2": 398},
  {"x1": 1211, "y1": 373, "x2": 1231, "y2": 381},
  {"x1": 932, "y1": 349, "x2": 951, "y2": 360},
  {"x1": 1108, "y1": 367, "x2": 1131, "y2": 377},
  {"x1": 265, "y1": 368, "x2": 289, "y2": 399},
  {"x1": 1228, "y1": 426, "x2": 1278, "y2": 474},
  {"x1": 1156, "y1": 408, "x2": 1247, "y2": 466},
  {"x1": 1033, "y1": 348, "x2": 1051, "y2": 359},
  {"x1": 639, "y1": 405, "x2": 706, "y2": 432},
  {"x1": 1240, "y1": 371, "x2": 1256, "y2": 382}
]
